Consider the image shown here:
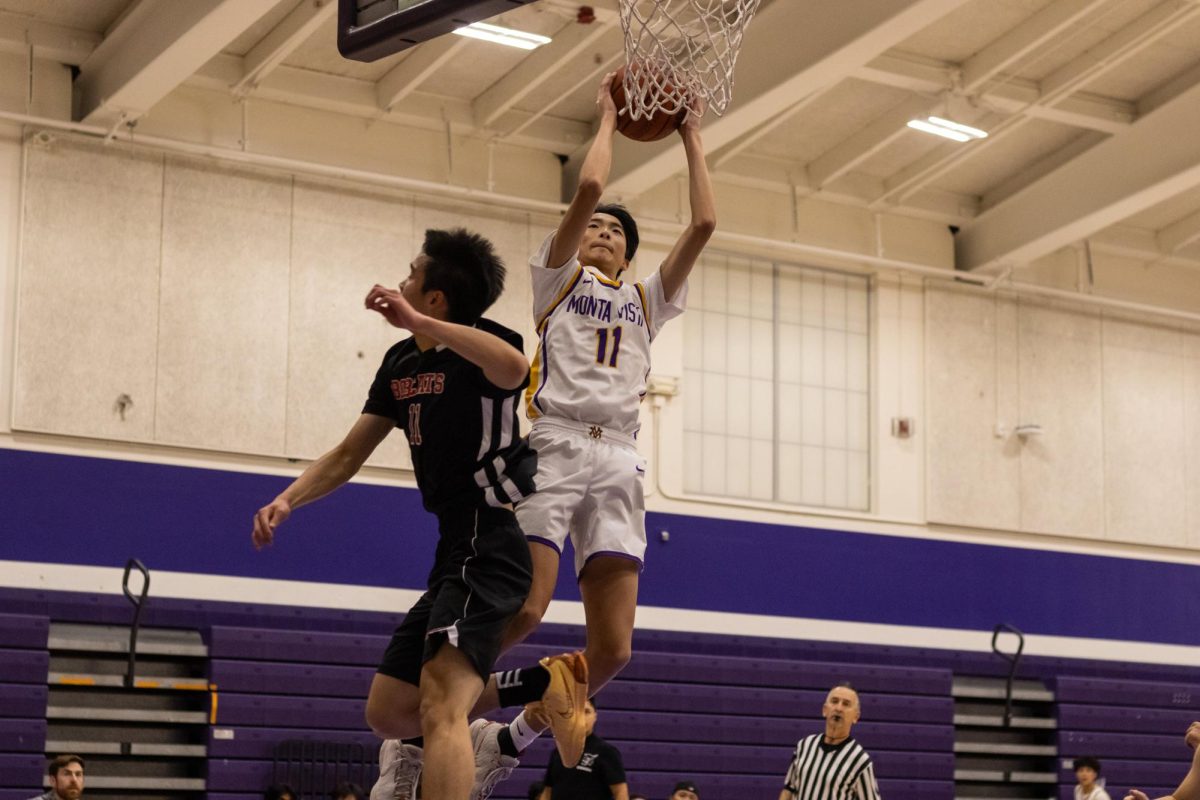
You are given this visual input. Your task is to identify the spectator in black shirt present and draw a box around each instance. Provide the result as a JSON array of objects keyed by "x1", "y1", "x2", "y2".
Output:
[
  {"x1": 540, "y1": 699, "x2": 628, "y2": 800},
  {"x1": 251, "y1": 229, "x2": 586, "y2": 800}
]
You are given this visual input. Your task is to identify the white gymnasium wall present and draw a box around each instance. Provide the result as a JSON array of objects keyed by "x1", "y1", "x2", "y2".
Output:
[
  {"x1": 9, "y1": 133, "x2": 551, "y2": 466},
  {"x1": 2, "y1": 66, "x2": 1200, "y2": 555},
  {"x1": 926, "y1": 283, "x2": 1200, "y2": 549}
]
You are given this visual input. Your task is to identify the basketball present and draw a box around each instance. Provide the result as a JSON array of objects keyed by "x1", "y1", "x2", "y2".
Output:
[{"x1": 610, "y1": 64, "x2": 688, "y2": 142}]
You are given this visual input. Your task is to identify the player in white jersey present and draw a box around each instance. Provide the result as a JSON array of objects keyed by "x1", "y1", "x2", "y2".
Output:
[{"x1": 457, "y1": 72, "x2": 717, "y2": 796}]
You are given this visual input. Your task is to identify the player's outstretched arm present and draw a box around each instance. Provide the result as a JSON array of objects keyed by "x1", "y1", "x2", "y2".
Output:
[
  {"x1": 546, "y1": 73, "x2": 620, "y2": 270},
  {"x1": 658, "y1": 103, "x2": 716, "y2": 301},
  {"x1": 1124, "y1": 723, "x2": 1200, "y2": 800},
  {"x1": 252, "y1": 413, "x2": 394, "y2": 549},
  {"x1": 366, "y1": 284, "x2": 528, "y2": 390}
]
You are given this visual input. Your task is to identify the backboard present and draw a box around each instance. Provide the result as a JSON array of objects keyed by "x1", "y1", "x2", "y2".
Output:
[{"x1": 339, "y1": 0, "x2": 537, "y2": 62}]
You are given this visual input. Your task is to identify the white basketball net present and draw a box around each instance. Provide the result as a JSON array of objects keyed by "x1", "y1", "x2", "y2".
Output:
[{"x1": 618, "y1": 0, "x2": 763, "y2": 120}]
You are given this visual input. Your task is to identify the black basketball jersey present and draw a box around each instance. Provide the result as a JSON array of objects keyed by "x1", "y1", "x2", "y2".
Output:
[{"x1": 363, "y1": 318, "x2": 537, "y2": 515}]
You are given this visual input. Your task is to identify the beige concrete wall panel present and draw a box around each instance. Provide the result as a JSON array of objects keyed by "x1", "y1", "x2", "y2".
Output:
[
  {"x1": 1016, "y1": 300, "x2": 1104, "y2": 538},
  {"x1": 925, "y1": 284, "x2": 1020, "y2": 530},
  {"x1": 1185, "y1": 332, "x2": 1200, "y2": 549},
  {"x1": 1102, "y1": 318, "x2": 1187, "y2": 546},
  {"x1": 287, "y1": 180, "x2": 415, "y2": 469},
  {"x1": 154, "y1": 157, "x2": 292, "y2": 454},
  {"x1": 14, "y1": 138, "x2": 163, "y2": 441}
]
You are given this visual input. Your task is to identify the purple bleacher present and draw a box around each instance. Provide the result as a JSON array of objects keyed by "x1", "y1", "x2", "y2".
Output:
[
  {"x1": 1057, "y1": 704, "x2": 1200, "y2": 733},
  {"x1": 208, "y1": 727, "x2": 379, "y2": 759},
  {"x1": 0, "y1": 614, "x2": 47, "y2": 650},
  {"x1": 209, "y1": 659, "x2": 375, "y2": 697},
  {"x1": 0, "y1": 721, "x2": 44, "y2": 754},
  {"x1": 0, "y1": 753, "x2": 44, "y2": 789},
  {"x1": 1058, "y1": 789, "x2": 1176, "y2": 800},
  {"x1": 1059, "y1": 730, "x2": 1183, "y2": 759},
  {"x1": 1057, "y1": 759, "x2": 1191, "y2": 785},
  {"x1": 1055, "y1": 676, "x2": 1200, "y2": 709},
  {"x1": 208, "y1": 626, "x2": 391, "y2": 666},
  {"x1": 0, "y1": 686, "x2": 46, "y2": 719},
  {"x1": 570, "y1": 681, "x2": 952, "y2": 723},
  {"x1": 0, "y1": 650, "x2": 48, "y2": 684},
  {"x1": 215, "y1": 693, "x2": 366, "y2": 730}
]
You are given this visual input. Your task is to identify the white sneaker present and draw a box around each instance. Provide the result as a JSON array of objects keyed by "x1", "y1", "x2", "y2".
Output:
[
  {"x1": 371, "y1": 739, "x2": 423, "y2": 800},
  {"x1": 469, "y1": 720, "x2": 519, "y2": 800}
]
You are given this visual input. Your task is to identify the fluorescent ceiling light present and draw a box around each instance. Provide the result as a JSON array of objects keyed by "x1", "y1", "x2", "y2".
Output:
[
  {"x1": 907, "y1": 116, "x2": 988, "y2": 142},
  {"x1": 453, "y1": 21, "x2": 551, "y2": 50},
  {"x1": 927, "y1": 116, "x2": 989, "y2": 139}
]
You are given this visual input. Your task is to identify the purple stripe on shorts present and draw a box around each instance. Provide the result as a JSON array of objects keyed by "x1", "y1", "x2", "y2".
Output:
[
  {"x1": 525, "y1": 535, "x2": 562, "y2": 555},
  {"x1": 581, "y1": 550, "x2": 645, "y2": 577}
]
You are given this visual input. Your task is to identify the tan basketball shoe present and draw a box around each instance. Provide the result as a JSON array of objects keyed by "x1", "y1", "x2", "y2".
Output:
[{"x1": 538, "y1": 651, "x2": 589, "y2": 767}]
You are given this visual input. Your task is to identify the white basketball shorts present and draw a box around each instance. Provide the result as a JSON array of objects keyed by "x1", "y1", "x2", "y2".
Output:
[{"x1": 516, "y1": 416, "x2": 647, "y2": 576}]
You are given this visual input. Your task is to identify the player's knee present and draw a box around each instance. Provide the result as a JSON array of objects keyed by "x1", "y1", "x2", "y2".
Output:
[
  {"x1": 418, "y1": 689, "x2": 460, "y2": 734},
  {"x1": 365, "y1": 696, "x2": 398, "y2": 738},
  {"x1": 511, "y1": 601, "x2": 547, "y2": 642},
  {"x1": 589, "y1": 641, "x2": 632, "y2": 680}
]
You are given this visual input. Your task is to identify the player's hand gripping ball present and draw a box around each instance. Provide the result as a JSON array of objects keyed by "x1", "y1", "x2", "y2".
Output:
[{"x1": 609, "y1": 64, "x2": 690, "y2": 142}]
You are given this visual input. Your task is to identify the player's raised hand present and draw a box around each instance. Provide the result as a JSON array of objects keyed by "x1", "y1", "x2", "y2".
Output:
[
  {"x1": 366, "y1": 284, "x2": 425, "y2": 331},
  {"x1": 1123, "y1": 791, "x2": 1149, "y2": 800},
  {"x1": 597, "y1": 71, "x2": 619, "y2": 123},
  {"x1": 1187, "y1": 720, "x2": 1200, "y2": 749},
  {"x1": 252, "y1": 497, "x2": 291, "y2": 550},
  {"x1": 680, "y1": 93, "x2": 707, "y2": 136}
]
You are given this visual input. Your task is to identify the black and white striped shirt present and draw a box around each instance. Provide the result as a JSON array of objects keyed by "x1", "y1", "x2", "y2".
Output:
[
  {"x1": 364, "y1": 318, "x2": 537, "y2": 515},
  {"x1": 783, "y1": 734, "x2": 881, "y2": 800}
]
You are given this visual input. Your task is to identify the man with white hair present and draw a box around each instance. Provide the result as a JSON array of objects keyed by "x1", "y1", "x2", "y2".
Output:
[{"x1": 778, "y1": 683, "x2": 881, "y2": 800}]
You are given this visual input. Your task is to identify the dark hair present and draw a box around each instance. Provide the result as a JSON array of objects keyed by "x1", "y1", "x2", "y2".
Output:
[
  {"x1": 1073, "y1": 757, "x2": 1102, "y2": 775},
  {"x1": 330, "y1": 782, "x2": 366, "y2": 800},
  {"x1": 595, "y1": 203, "x2": 640, "y2": 262},
  {"x1": 420, "y1": 228, "x2": 505, "y2": 324},
  {"x1": 48, "y1": 754, "x2": 84, "y2": 777},
  {"x1": 527, "y1": 781, "x2": 545, "y2": 800},
  {"x1": 265, "y1": 784, "x2": 296, "y2": 800}
]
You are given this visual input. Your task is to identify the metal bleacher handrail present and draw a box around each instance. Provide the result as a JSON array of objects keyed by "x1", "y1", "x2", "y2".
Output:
[
  {"x1": 121, "y1": 558, "x2": 150, "y2": 689},
  {"x1": 991, "y1": 623, "x2": 1026, "y2": 728}
]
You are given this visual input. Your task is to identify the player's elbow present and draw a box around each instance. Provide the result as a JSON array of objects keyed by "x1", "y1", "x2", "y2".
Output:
[
  {"x1": 691, "y1": 215, "x2": 717, "y2": 239},
  {"x1": 491, "y1": 355, "x2": 530, "y2": 392},
  {"x1": 577, "y1": 177, "x2": 604, "y2": 204}
]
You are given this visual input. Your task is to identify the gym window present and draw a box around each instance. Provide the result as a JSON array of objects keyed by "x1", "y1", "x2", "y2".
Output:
[{"x1": 682, "y1": 253, "x2": 870, "y2": 510}]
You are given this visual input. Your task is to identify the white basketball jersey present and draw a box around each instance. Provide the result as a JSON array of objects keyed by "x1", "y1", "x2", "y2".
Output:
[{"x1": 525, "y1": 232, "x2": 687, "y2": 437}]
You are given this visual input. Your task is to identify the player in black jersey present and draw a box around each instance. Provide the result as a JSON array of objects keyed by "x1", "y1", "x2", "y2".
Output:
[{"x1": 251, "y1": 229, "x2": 587, "y2": 800}]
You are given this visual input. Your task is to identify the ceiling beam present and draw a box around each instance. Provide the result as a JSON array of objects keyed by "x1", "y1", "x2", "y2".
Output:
[
  {"x1": 1088, "y1": 226, "x2": 1200, "y2": 270},
  {"x1": 855, "y1": 51, "x2": 1134, "y2": 133},
  {"x1": 1158, "y1": 209, "x2": 1200, "y2": 254},
  {"x1": 599, "y1": 0, "x2": 974, "y2": 198},
  {"x1": 0, "y1": 11, "x2": 99, "y2": 65},
  {"x1": 955, "y1": 77, "x2": 1200, "y2": 271},
  {"x1": 472, "y1": 17, "x2": 619, "y2": 128},
  {"x1": 807, "y1": 94, "x2": 933, "y2": 187},
  {"x1": 960, "y1": 0, "x2": 1109, "y2": 92},
  {"x1": 190, "y1": 53, "x2": 593, "y2": 153},
  {"x1": 875, "y1": 0, "x2": 1197, "y2": 206},
  {"x1": 234, "y1": 0, "x2": 335, "y2": 95},
  {"x1": 76, "y1": 0, "x2": 279, "y2": 126},
  {"x1": 376, "y1": 37, "x2": 470, "y2": 111}
]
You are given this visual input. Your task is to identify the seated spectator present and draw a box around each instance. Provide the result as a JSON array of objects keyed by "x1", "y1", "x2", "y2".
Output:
[
  {"x1": 28, "y1": 755, "x2": 83, "y2": 800},
  {"x1": 539, "y1": 699, "x2": 627, "y2": 800},
  {"x1": 1125, "y1": 722, "x2": 1200, "y2": 800},
  {"x1": 669, "y1": 781, "x2": 699, "y2": 800},
  {"x1": 330, "y1": 783, "x2": 366, "y2": 800},
  {"x1": 265, "y1": 785, "x2": 296, "y2": 800},
  {"x1": 1075, "y1": 757, "x2": 1112, "y2": 800}
]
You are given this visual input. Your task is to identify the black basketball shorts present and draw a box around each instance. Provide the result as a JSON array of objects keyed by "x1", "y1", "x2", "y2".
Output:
[{"x1": 376, "y1": 504, "x2": 533, "y2": 685}]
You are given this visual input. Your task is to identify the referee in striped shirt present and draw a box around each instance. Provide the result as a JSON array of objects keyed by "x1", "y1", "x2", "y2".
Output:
[{"x1": 778, "y1": 683, "x2": 881, "y2": 800}]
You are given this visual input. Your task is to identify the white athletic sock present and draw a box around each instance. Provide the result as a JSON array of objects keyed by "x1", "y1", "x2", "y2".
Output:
[{"x1": 508, "y1": 710, "x2": 544, "y2": 752}]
